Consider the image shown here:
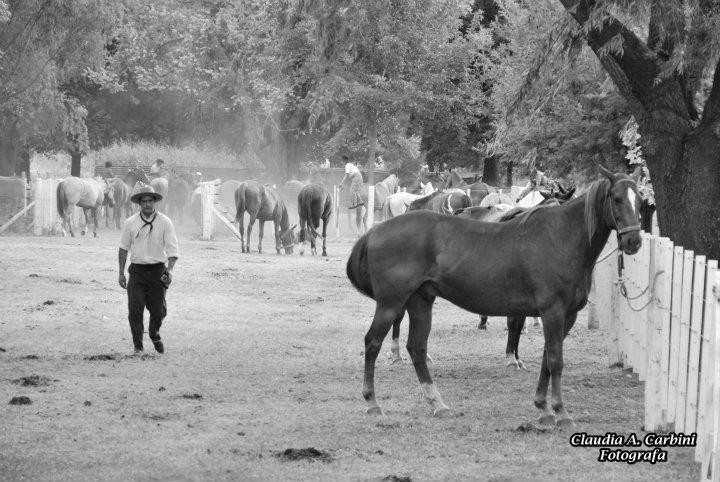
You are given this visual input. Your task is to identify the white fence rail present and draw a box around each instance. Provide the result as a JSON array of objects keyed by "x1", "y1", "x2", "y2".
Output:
[{"x1": 593, "y1": 233, "x2": 720, "y2": 481}]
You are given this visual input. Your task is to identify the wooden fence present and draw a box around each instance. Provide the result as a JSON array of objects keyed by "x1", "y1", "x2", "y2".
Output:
[{"x1": 593, "y1": 233, "x2": 720, "y2": 481}]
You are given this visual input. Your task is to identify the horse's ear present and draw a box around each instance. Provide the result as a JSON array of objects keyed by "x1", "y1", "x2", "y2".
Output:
[
  {"x1": 630, "y1": 166, "x2": 642, "y2": 183},
  {"x1": 567, "y1": 186, "x2": 576, "y2": 198},
  {"x1": 597, "y1": 164, "x2": 615, "y2": 182},
  {"x1": 557, "y1": 183, "x2": 567, "y2": 194}
]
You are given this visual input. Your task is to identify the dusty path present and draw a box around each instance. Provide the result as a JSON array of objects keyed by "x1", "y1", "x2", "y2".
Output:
[{"x1": 0, "y1": 225, "x2": 699, "y2": 481}]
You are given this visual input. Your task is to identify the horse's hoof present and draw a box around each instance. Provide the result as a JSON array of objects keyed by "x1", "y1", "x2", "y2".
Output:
[
  {"x1": 433, "y1": 408, "x2": 453, "y2": 418},
  {"x1": 299, "y1": 248, "x2": 304, "y2": 256},
  {"x1": 517, "y1": 359, "x2": 526, "y2": 370},
  {"x1": 556, "y1": 416, "x2": 575, "y2": 428},
  {"x1": 366, "y1": 406, "x2": 383, "y2": 416},
  {"x1": 505, "y1": 359, "x2": 519, "y2": 369},
  {"x1": 322, "y1": 252, "x2": 327, "y2": 257},
  {"x1": 538, "y1": 414, "x2": 556, "y2": 426},
  {"x1": 81, "y1": 230, "x2": 86, "y2": 236},
  {"x1": 93, "y1": 233, "x2": 98, "y2": 238},
  {"x1": 477, "y1": 324, "x2": 487, "y2": 330}
]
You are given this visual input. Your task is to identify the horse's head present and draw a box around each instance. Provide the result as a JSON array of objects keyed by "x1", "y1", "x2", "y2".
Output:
[
  {"x1": 103, "y1": 179, "x2": 115, "y2": 207},
  {"x1": 599, "y1": 166, "x2": 642, "y2": 254},
  {"x1": 280, "y1": 223, "x2": 297, "y2": 255}
]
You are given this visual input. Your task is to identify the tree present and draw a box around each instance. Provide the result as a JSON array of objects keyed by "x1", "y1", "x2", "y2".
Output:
[
  {"x1": 0, "y1": 0, "x2": 119, "y2": 176},
  {"x1": 306, "y1": 0, "x2": 489, "y2": 184},
  {"x1": 550, "y1": 0, "x2": 720, "y2": 258}
]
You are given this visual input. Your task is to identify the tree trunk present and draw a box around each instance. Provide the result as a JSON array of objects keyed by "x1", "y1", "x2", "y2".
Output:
[
  {"x1": 505, "y1": 161, "x2": 514, "y2": 188},
  {"x1": 481, "y1": 156, "x2": 499, "y2": 186},
  {"x1": 559, "y1": 0, "x2": 720, "y2": 259},
  {"x1": 366, "y1": 120, "x2": 377, "y2": 186},
  {"x1": 0, "y1": 123, "x2": 20, "y2": 176},
  {"x1": 70, "y1": 149, "x2": 82, "y2": 177}
]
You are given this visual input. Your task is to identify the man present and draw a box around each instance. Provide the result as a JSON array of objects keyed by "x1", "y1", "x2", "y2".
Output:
[
  {"x1": 118, "y1": 185, "x2": 179, "y2": 354},
  {"x1": 338, "y1": 156, "x2": 364, "y2": 209},
  {"x1": 149, "y1": 158, "x2": 165, "y2": 178},
  {"x1": 100, "y1": 161, "x2": 114, "y2": 180}
]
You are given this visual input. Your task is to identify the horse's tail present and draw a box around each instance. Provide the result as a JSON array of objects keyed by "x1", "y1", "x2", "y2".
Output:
[
  {"x1": 234, "y1": 183, "x2": 246, "y2": 223},
  {"x1": 346, "y1": 232, "x2": 374, "y2": 299},
  {"x1": 56, "y1": 181, "x2": 66, "y2": 218}
]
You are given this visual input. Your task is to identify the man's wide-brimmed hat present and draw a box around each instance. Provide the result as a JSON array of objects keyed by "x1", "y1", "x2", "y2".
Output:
[{"x1": 130, "y1": 184, "x2": 163, "y2": 203}]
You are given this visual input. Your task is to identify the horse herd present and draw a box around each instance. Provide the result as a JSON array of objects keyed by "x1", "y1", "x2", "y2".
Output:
[{"x1": 52, "y1": 165, "x2": 652, "y2": 424}]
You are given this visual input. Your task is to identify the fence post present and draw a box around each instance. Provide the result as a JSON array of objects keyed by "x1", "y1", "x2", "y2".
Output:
[
  {"x1": 697, "y1": 259, "x2": 717, "y2": 464},
  {"x1": 200, "y1": 181, "x2": 214, "y2": 240}
]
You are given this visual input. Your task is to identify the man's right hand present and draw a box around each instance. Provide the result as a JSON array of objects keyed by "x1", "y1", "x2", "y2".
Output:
[{"x1": 119, "y1": 273, "x2": 127, "y2": 289}]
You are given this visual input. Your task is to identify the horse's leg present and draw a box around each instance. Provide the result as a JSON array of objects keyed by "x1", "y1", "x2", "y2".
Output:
[
  {"x1": 389, "y1": 312, "x2": 406, "y2": 364},
  {"x1": 298, "y1": 219, "x2": 307, "y2": 255},
  {"x1": 256, "y1": 219, "x2": 264, "y2": 254},
  {"x1": 506, "y1": 317, "x2": 526, "y2": 369},
  {"x1": 321, "y1": 216, "x2": 328, "y2": 257},
  {"x1": 246, "y1": 215, "x2": 256, "y2": 253},
  {"x1": 92, "y1": 207, "x2": 99, "y2": 237},
  {"x1": 273, "y1": 219, "x2": 281, "y2": 254},
  {"x1": 477, "y1": 315, "x2": 488, "y2": 330},
  {"x1": 238, "y1": 214, "x2": 246, "y2": 253},
  {"x1": 405, "y1": 291, "x2": 451, "y2": 417},
  {"x1": 534, "y1": 306, "x2": 575, "y2": 427},
  {"x1": 363, "y1": 301, "x2": 405, "y2": 415}
]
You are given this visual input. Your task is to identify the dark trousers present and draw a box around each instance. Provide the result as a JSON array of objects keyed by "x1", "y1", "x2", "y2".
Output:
[{"x1": 127, "y1": 263, "x2": 167, "y2": 350}]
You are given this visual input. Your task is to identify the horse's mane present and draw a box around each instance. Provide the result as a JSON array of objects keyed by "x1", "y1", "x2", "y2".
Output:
[{"x1": 583, "y1": 178, "x2": 610, "y2": 243}]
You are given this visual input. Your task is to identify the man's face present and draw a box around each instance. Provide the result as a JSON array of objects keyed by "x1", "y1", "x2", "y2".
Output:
[{"x1": 139, "y1": 196, "x2": 156, "y2": 216}]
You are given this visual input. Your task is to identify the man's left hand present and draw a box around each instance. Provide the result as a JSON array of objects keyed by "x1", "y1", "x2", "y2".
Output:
[{"x1": 160, "y1": 271, "x2": 172, "y2": 288}]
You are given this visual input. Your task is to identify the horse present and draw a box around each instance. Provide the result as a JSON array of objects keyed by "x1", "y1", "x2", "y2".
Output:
[
  {"x1": 234, "y1": 180, "x2": 296, "y2": 254},
  {"x1": 354, "y1": 174, "x2": 400, "y2": 234},
  {"x1": 381, "y1": 182, "x2": 435, "y2": 220},
  {"x1": 443, "y1": 170, "x2": 497, "y2": 206},
  {"x1": 346, "y1": 167, "x2": 641, "y2": 425},
  {"x1": 297, "y1": 184, "x2": 333, "y2": 257},
  {"x1": 56, "y1": 176, "x2": 114, "y2": 237},
  {"x1": 406, "y1": 189, "x2": 471, "y2": 215},
  {"x1": 515, "y1": 168, "x2": 560, "y2": 205},
  {"x1": 104, "y1": 177, "x2": 130, "y2": 229},
  {"x1": 123, "y1": 167, "x2": 150, "y2": 217},
  {"x1": 150, "y1": 176, "x2": 169, "y2": 213},
  {"x1": 166, "y1": 174, "x2": 191, "y2": 223}
]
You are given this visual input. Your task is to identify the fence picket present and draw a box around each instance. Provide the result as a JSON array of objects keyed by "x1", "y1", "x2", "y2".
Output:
[
  {"x1": 697, "y1": 259, "x2": 717, "y2": 463},
  {"x1": 668, "y1": 246, "x2": 685, "y2": 426},
  {"x1": 686, "y1": 256, "x2": 706, "y2": 433},
  {"x1": 675, "y1": 250, "x2": 695, "y2": 432}
]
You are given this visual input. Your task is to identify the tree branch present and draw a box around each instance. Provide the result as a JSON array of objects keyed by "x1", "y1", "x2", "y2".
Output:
[{"x1": 559, "y1": 0, "x2": 694, "y2": 125}]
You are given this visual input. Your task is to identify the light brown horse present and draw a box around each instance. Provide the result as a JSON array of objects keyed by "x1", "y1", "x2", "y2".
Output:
[
  {"x1": 234, "y1": 180, "x2": 296, "y2": 254},
  {"x1": 56, "y1": 176, "x2": 114, "y2": 237},
  {"x1": 105, "y1": 177, "x2": 130, "y2": 229}
]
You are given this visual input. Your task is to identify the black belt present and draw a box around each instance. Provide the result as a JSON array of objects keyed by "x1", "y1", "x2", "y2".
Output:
[{"x1": 130, "y1": 263, "x2": 165, "y2": 270}]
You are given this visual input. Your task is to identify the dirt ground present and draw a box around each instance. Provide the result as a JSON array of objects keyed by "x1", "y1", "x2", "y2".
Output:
[{"x1": 0, "y1": 217, "x2": 701, "y2": 481}]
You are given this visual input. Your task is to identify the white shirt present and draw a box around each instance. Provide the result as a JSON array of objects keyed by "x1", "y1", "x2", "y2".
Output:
[
  {"x1": 119, "y1": 211, "x2": 179, "y2": 264},
  {"x1": 345, "y1": 163, "x2": 360, "y2": 175}
]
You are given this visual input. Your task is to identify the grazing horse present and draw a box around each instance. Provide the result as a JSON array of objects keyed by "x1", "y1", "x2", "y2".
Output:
[
  {"x1": 56, "y1": 176, "x2": 114, "y2": 237},
  {"x1": 105, "y1": 177, "x2": 131, "y2": 229},
  {"x1": 346, "y1": 167, "x2": 641, "y2": 424},
  {"x1": 297, "y1": 184, "x2": 333, "y2": 257},
  {"x1": 406, "y1": 189, "x2": 471, "y2": 215},
  {"x1": 235, "y1": 180, "x2": 296, "y2": 254},
  {"x1": 354, "y1": 174, "x2": 400, "y2": 234},
  {"x1": 381, "y1": 182, "x2": 435, "y2": 220},
  {"x1": 166, "y1": 174, "x2": 191, "y2": 223}
]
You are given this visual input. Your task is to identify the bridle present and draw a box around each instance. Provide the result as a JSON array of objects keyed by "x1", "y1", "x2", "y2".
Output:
[{"x1": 606, "y1": 178, "x2": 641, "y2": 236}]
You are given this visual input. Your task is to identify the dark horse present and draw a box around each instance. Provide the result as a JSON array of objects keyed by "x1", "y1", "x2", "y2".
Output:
[
  {"x1": 123, "y1": 167, "x2": 150, "y2": 217},
  {"x1": 346, "y1": 167, "x2": 641, "y2": 425},
  {"x1": 407, "y1": 189, "x2": 471, "y2": 214},
  {"x1": 235, "y1": 180, "x2": 296, "y2": 254},
  {"x1": 297, "y1": 184, "x2": 333, "y2": 257},
  {"x1": 105, "y1": 177, "x2": 131, "y2": 229},
  {"x1": 443, "y1": 170, "x2": 497, "y2": 206},
  {"x1": 166, "y1": 173, "x2": 191, "y2": 224}
]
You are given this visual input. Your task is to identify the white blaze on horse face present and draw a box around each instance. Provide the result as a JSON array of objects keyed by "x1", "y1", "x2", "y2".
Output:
[{"x1": 627, "y1": 187, "x2": 637, "y2": 215}]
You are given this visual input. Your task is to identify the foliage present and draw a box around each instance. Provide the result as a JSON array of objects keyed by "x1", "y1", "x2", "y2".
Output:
[
  {"x1": 484, "y1": 0, "x2": 632, "y2": 180},
  {"x1": 0, "y1": 0, "x2": 119, "y2": 158}
]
